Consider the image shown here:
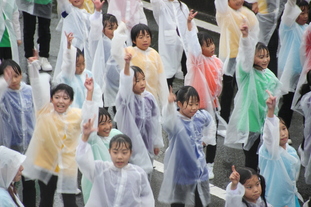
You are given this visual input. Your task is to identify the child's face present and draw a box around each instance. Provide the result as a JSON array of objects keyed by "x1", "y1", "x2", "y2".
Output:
[
  {"x1": 243, "y1": 175, "x2": 262, "y2": 203},
  {"x1": 103, "y1": 23, "x2": 118, "y2": 40},
  {"x1": 69, "y1": 0, "x2": 84, "y2": 9},
  {"x1": 75, "y1": 55, "x2": 85, "y2": 75},
  {"x1": 133, "y1": 72, "x2": 146, "y2": 95},
  {"x1": 177, "y1": 97, "x2": 199, "y2": 119},
  {"x1": 254, "y1": 49, "x2": 270, "y2": 70},
  {"x1": 133, "y1": 31, "x2": 151, "y2": 51},
  {"x1": 279, "y1": 121, "x2": 289, "y2": 149},
  {"x1": 296, "y1": 7, "x2": 309, "y2": 25},
  {"x1": 5, "y1": 66, "x2": 22, "y2": 90},
  {"x1": 228, "y1": 0, "x2": 244, "y2": 10},
  {"x1": 109, "y1": 142, "x2": 132, "y2": 168},
  {"x1": 201, "y1": 41, "x2": 215, "y2": 57},
  {"x1": 50, "y1": 90, "x2": 73, "y2": 113},
  {"x1": 13, "y1": 165, "x2": 24, "y2": 182},
  {"x1": 97, "y1": 115, "x2": 113, "y2": 137}
]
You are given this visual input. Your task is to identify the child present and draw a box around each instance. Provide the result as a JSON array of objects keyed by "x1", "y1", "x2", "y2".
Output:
[
  {"x1": 185, "y1": 10, "x2": 223, "y2": 179},
  {"x1": 225, "y1": 165, "x2": 272, "y2": 207},
  {"x1": 76, "y1": 127, "x2": 155, "y2": 206},
  {"x1": 0, "y1": 0, "x2": 21, "y2": 63},
  {"x1": 112, "y1": 22, "x2": 169, "y2": 110},
  {"x1": 17, "y1": 0, "x2": 52, "y2": 71},
  {"x1": 114, "y1": 53, "x2": 163, "y2": 174},
  {"x1": 278, "y1": 0, "x2": 309, "y2": 129},
  {"x1": 54, "y1": 32, "x2": 103, "y2": 108},
  {"x1": 22, "y1": 57, "x2": 96, "y2": 207},
  {"x1": 158, "y1": 86, "x2": 215, "y2": 206},
  {"x1": 297, "y1": 71, "x2": 311, "y2": 185},
  {"x1": 0, "y1": 59, "x2": 36, "y2": 207},
  {"x1": 225, "y1": 23, "x2": 281, "y2": 171},
  {"x1": 0, "y1": 146, "x2": 26, "y2": 207},
  {"x1": 215, "y1": 0, "x2": 259, "y2": 123},
  {"x1": 89, "y1": 0, "x2": 121, "y2": 113},
  {"x1": 259, "y1": 91, "x2": 301, "y2": 207},
  {"x1": 81, "y1": 107, "x2": 122, "y2": 203},
  {"x1": 151, "y1": 0, "x2": 195, "y2": 87}
]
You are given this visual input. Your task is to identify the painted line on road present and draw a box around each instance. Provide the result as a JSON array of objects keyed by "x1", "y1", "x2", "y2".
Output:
[
  {"x1": 153, "y1": 160, "x2": 227, "y2": 201},
  {"x1": 142, "y1": 0, "x2": 220, "y2": 34}
]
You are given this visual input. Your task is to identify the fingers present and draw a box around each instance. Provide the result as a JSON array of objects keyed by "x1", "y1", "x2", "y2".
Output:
[
  {"x1": 169, "y1": 86, "x2": 173, "y2": 94},
  {"x1": 231, "y1": 165, "x2": 236, "y2": 172},
  {"x1": 265, "y1": 90, "x2": 273, "y2": 98}
]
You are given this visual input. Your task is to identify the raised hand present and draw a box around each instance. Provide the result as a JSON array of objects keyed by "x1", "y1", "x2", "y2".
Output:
[
  {"x1": 3, "y1": 66, "x2": 14, "y2": 85},
  {"x1": 124, "y1": 49, "x2": 132, "y2": 76},
  {"x1": 266, "y1": 90, "x2": 276, "y2": 118},
  {"x1": 187, "y1": 9, "x2": 198, "y2": 31},
  {"x1": 92, "y1": 0, "x2": 105, "y2": 12},
  {"x1": 240, "y1": 18, "x2": 249, "y2": 38},
  {"x1": 84, "y1": 74, "x2": 94, "y2": 92},
  {"x1": 82, "y1": 117, "x2": 97, "y2": 142},
  {"x1": 229, "y1": 165, "x2": 240, "y2": 190},
  {"x1": 65, "y1": 32, "x2": 74, "y2": 49}
]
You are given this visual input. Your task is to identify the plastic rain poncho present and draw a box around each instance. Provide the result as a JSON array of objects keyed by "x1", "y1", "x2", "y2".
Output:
[
  {"x1": 54, "y1": 46, "x2": 103, "y2": 108},
  {"x1": 89, "y1": 11, "x2": 122, "y2": 107},
  {"x1": 151, "y1": 0, "x2": 195, "y2": 79},
  {"x1": 115, "y1": 70, "x2": 163, "y2": 174},
  {"x1": 292, "y1": 24, "x2": 311, "y2": 114},
  {"x1": 256, "y1": 0, "x2": 286, "y2": 45},
  {"x1": 158, "y1": 102, "x2": 215, "y2": 206},
  {"x1": 0, "y1": 0, "x2": 21, "y2": 64},
  {"x1": 215, "y1": 0, "x2": 259, "y2": 76},
  {"x1": 225, "y1": 37, "x2": 282, "y2": 150},
  {"x1": 259, "y1": 116, "x2": 301, "y2": 207},
  {"x1": 81, "y1": 128, "x2": 122, "y2": 203},
  {"x1": 0, "y1": 146, "x2": 26, "y2": 207},
  {"x1": 76, "y1": 141, "x2": 155, "y2": 207},
  {"x1": 112, "y1": 22, "x2": 169, "y2": 110},
  {"x1": 225, "y1": 182, "x2": 273, "y2": 207},
  {"x1": 184, "y1": 22, "x2": 223, "y2": 123},
  {"x1": 300, "y1": 91, "x2": 311, "y2": 184},
  {"x1": 54, "y1": 2, "x2": 92, "y2": 81},
  {"x1": 278, "y1": 0, "x2": 308, "y2": 93},
  {"x1": 0, "y1": 78, "x2": 35, "y2": 154},
  {"x1": 22, "y1": 60, "x2": 96, "y2": 194},
  {"x1": 16, "y1": 0, "x2": 52, "y2": 19}
]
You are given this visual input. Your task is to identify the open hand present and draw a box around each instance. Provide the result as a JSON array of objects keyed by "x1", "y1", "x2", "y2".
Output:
[{"x1": 93, "y1": 0, "x2": 105, "y2": 12}]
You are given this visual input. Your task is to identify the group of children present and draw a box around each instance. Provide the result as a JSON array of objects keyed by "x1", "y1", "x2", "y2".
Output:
[{"x1": 1, "y1": 0, "x2": 311, "y2": 206}]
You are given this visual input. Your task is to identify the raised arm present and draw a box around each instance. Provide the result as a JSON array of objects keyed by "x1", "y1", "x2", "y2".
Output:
[
  {"x1": 0, "y1": 68, "x2": 13, "y2": 99},
  {"x1": 28, "y1": 58, "x2": 51, "y2": 110},
  {"x1": 186, "y1": 10, "x2": 201, "y2": 58},
  {"x1": 215, "y1": 0, "x2": 230, "y2": 14},
  {"x1": 60, "y1": 32, "x2": 77, "y2": 80},
  {"x1": 281, "y1": 0, "x2": 302, "y2": 27},
  {"x1": 161, "y1": 87, "x2": 177, "y2": 136},
  {"x1": 111, "y1": 22, "x2": 127, "y2": 70}
]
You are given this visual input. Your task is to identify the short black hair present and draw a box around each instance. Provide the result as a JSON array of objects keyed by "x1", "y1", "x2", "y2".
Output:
[
  {"x1": 0, "y1": 59, "x2": 22, "y2": 76},
  {"x1": 98, "y1": 107, "x2": 111, "y2": 123},
  {"x1": 50, "y1": 83, "x2": 74, "y2": 101},
  {"x1": 102, "y1": 13, "x2": 118, "y2": 29},
  {"x1": 131, "y1": 23, "x2": 152, "y2": 47},
  {"x1": 109, "y1": 134, "x2": 132, "y2": 151},
  {"x1": 176, "y1": 86, "x2": 200, "y2": 106},
  {"x1": 197, "y1": 32, "x2": 214, "y2": 47}
]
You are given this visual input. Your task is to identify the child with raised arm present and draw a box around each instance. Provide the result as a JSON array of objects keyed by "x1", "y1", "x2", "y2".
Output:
[
  {"x1": 215, "y1": 0, "x2": 259, "y2": 123},
  {"x1": 225, "y1": 165, "x2": 272, "y2": 207},
  {"x1": 225, "y1": 23, "x2": 281, "y2": 171},
  {"x1": 259, "y1": 91, "x2": 301, "y2": 207},
  {"x1": 151, "y1": 0, "x2": 195, "y2": 87},
  {"x1": 114, "y1": 52, "x2": 163, "y2": 175},
  {"x1": 278, "y1": 0, "x2": 309, "y2": 129},
  {"x1": 76, "y1": 125, "x2": 154, "y2": 206},
  {"x1": 185, "y1": 10, "x2": 224, "y2": 179},
  {"x1": 22, "y1": 57, "x2": 96, "y2": 207},
  {"x1": 112, "y1": 22, "x2": 169, "y2": 110},
  {"x1": 54, "y1": 32, "x2": 103, "y2": 108},
  {"x1": 0, "y1": 60, "x2": 36, "y2": 206},
  {"x1": 81, "y1": 107, "x2": 122, "y2": 203},
  {"x1": 0, "y1": 0, "x2": 21, "y2": 63},
  {"x1": 89, "y1": 0, "x2": 121, "y2": 114},
  {"x1": 158, "y1": 86, "x2": 215, "y2": 206}
]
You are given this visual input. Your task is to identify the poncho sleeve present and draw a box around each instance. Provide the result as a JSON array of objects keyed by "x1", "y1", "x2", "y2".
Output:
[
  {"x1": 0, "y1": 77, "x2": 8, "y2": 100},
  {"x1": 262, "y1": 116, "x2": 281, "y2": 160},
  {"x1": 215, "y1": 0, "x2": 230, "y2": 14},
  {"x1": 281, "y1": 0, "x2": 302, "y2": 27},
  {"x1": 225, "y1": 182, "x2": 245, "y2": 207}
]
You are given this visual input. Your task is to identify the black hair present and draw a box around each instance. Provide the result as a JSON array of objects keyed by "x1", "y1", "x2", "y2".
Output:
[
  {"x1": 236, "y1": 167, "x2": 268, "y2": 207},
  {"x1": 109, "y1": 134, "x2": 132, "y2": 151},
  {"x1": 295, "y1": 70, "x2": 311, "y2": 106},
  {"x1": 296, "y1": 0, "x2": 309, "y2": 9},
  {"x1": 98, "y1": 107, "x2": 112, "y2": 123},
  {"x1": 102, "y1": 13, "x2": 118, "y2": 29},
  {"x1": 50, "y1": 83, "x2": 74, "y2": 101},
  {"x1": 197, "y1": 32, "x2": 215, "y2": 47},
  {"x1": 76, "y1": 48, "x2": 84, "y2": 60},
  {"x1": 131, "y1": 24, "x2": 152, "y2": 47},
  {"x1": 0, "y1": 59, "x2": 22, "y2": 76},
  {"x1": 176, "y1": 86, "x2": 200, "y2": 105},
  {"x1": 131, "y1": 66, "x2": 145, "y2": 84},
  {"x1": 253, "y1": 42, "x2": 270, "y2": 70}
]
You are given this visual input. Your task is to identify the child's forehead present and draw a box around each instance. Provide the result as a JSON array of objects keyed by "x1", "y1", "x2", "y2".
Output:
[
  {"x1": 99, "y1": 114, "x2": 111, "y2": 122},
  {"x1": 256, "y1": 48, "x2": 269, "y2": 55},
  {"x1": 244, "y1": 175, "x2": 259, "y2": 185},
  {"x1": 53, "y1": 90, "x2": 70, "y2": 97},
  {"x1": 111, "y1": 142, "x2": 130, "y2": 151},
  {"x1": 137, "y1": 30, "x2": 150, "y2": 36}
]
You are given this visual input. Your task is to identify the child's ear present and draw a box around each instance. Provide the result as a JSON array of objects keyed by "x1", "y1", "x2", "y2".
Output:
[{"x1": 132, "y1": 40, "x2": 136, "y2": 45}]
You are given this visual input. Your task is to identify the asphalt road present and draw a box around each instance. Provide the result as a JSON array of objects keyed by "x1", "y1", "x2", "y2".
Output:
[{"x1": 16, "y1": 1, "x2": 310, "y2": 206}]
